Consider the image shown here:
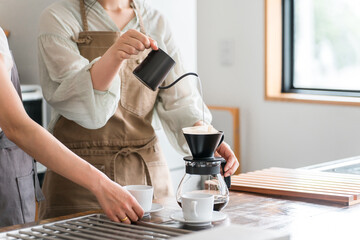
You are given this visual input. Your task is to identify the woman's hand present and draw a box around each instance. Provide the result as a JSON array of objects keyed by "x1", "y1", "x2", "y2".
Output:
[
  {"x1": 111, "y1": 29, "x2": 158, "y2": 62},
  {"x1": 90, "y1": 29, "x2": 158, "y2": 91},
  {"x1": 93, "y1": 175, "x2": 144, "y2": 224},
  {"x1": 193, "y1": 121, "x2": 239, "y2": 177},
  {"x1": 215, "y1": 142, "x2": 239, "y2": 177}
]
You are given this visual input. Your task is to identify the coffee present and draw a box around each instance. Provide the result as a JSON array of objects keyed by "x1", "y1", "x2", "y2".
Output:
[
  {"x1": 182, "y1": 125, "x2": 218, "y2": 135},
  {"x1": 178, "y1": 195, "x2": 228, "y2": 211}
]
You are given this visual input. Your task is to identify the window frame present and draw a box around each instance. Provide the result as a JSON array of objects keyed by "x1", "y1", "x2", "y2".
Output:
[{"x1": 265, "y1": 0, "x2": 360, "y2": 106}]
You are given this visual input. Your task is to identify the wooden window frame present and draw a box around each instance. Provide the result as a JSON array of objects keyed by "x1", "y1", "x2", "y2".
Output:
[
  {"x1": 265, "y1": 0, "x2": 360, "y2": 106},
  {"x1": 208, "y1": 106, "x2": 241, "y2": 174}
]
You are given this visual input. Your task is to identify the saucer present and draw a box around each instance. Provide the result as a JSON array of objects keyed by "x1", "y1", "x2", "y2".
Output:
[
  {"x1": 143, "y1": 203, "x2": 164, "y2": 217},
  {"x1": 170, "y1": 211, "x2": 227, "y2": 226}
]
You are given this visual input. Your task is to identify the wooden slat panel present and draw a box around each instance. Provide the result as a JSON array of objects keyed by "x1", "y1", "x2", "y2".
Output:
[
  {"x1": 231, "y1": 178, "x2": 360, "y2": 200},
  {"x1": 234, "y1": 174, "x2": 360, "y2": 191},
  {"x1": 231, "y1": 168, "x2": 360, "y2": 205}
]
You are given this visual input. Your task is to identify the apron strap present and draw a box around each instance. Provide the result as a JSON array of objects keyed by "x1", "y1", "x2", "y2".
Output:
[
  {"x1": 131, "y1": 0, "x2": 147, "y2": 35},
  {"x1": 0, "y1": 133, "x2": 16, "y2": 149},
  {"x1": 112, "y1": 136, "x2": 157, "y2": 185},
  {"x1": 33, "y1": 160, "x2": 45, "y2": 202},
  {"x1": 80, "y1": 0, "x2": 89, "y2": 32}
]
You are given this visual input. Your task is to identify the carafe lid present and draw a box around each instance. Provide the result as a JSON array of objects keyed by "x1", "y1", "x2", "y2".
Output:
[{"x1": 184, "y1": 156, "x2": 224, "y2": 175}]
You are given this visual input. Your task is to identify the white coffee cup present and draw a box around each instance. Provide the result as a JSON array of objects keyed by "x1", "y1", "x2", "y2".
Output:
[
  {"x1": 124, "y1": 185, "x2": 153, "y2": 212},
  {"x1": 181, "y1": 193, "x2": 214, "y2": 221}
]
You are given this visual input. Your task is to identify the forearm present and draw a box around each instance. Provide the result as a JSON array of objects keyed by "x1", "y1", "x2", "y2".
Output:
[
  {"x1": 6, "y1": 120, "x2": 105, "y2": 193},
  {"x1": 90, "y1": 46, "x2": 123, "y2": 91}
]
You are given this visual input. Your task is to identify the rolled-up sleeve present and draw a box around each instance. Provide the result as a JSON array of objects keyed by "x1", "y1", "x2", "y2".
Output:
[
  {"x1": 0, "y1": 29, "x2": 13, "y2": 72},
  {"x1": 38, "y1": 33, "x2": 120, "y2": 130}
]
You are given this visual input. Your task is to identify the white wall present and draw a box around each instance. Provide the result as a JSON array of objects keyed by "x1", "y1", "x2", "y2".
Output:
[
  {"x1": 150, "y1": 0, "x2": 197, "y2": 191},
  {"x1": 197, "y1": 0, "x2": 360, "y2": 172},
  {"x1": 0, "y1": 0, "x2": 57, "y2": 84},
  {"x1": 0, "y1": 0, "x2": 196, "y2": 83},
  {"x1": 149, "y1": 0, "x2": 197, "y2": 72}
]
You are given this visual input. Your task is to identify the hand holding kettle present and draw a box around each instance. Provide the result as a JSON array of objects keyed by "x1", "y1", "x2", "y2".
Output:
[{"x1": 90, "y1": 29, "x2": 158, "y2": 91}]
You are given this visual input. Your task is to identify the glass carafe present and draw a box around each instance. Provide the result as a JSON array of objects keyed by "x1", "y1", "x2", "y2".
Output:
[{"x1": 176, "y1": 160, "x2": 229, "y2": 211}]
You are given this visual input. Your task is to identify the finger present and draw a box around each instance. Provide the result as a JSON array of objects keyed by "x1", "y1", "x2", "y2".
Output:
[
  {"x1": 133, "y1": 204, "x2": 145, "y2": 219},
  {"x1": 106, "y1": 212, "x2": 119, "y2": 223},
  {"x1": 125, "y1": 206, "x2": 139, "y2": 222},
  {"x1": 149, "y1": 37, "x2": 158, "y2": 50},
  {"x1": 225, "y1": 157, "x2": 239, "y2": 177},
  {"x1": 224, "y1": 155, "x2": 236, "y2": 172},
  {"x1": 116, "y1": 43, "x2": 140, "y2": 55},
  {"x1": 122, "y1": 37, "x2": 146, "y2": 51},
  {"x1": 126, "y1": 29, "x2": 151, "y2": 48},
  {"x1": 118, "y1": 214, "x2": 131, "y2": 224}
]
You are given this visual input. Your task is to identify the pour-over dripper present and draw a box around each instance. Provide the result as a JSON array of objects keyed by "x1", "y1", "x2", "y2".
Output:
[
  {"x1": 177, "y1": 129, "x2": 230, "y2": 212},
  {"x1": 183, "y1": 130, "x2": 224, "y2": 159}
]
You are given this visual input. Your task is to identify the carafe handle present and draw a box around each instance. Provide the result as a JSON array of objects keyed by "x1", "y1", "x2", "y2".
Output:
[
  {"x1": 217, "y1": 134, "x2": 231, "y2": 188},
  {"x1": 221, "y1": 160, "x2": 231, "y2": 189}
]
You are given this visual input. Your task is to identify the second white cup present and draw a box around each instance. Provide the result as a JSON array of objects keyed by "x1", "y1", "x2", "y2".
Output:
[
  {"x1": 124, "y1": 185, "x2": 153, "y2": 212},
  {"x1": 181, "y1": 193, "x2": 214, "y2": 222}
]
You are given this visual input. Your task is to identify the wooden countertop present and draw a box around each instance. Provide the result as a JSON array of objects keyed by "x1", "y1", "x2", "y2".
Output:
[{"x1": 2, "y1": 191, "x2": 360, "y2": 239}]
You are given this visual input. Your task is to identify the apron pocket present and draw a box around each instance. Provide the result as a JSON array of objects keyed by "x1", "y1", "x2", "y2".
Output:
[
  {"x1": 17, "y1": 171, "x2": 36, "y2": 223},
  {"x1": 120, "y1": 58, "x2": 159, "y2": 117}
]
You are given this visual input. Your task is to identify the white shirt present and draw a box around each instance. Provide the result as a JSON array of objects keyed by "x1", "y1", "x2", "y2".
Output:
[
  {"x1": 38, "y1": 0, "x2": 211, "y2": 153},
  {"x1": 0, "y1": 27, "x2": 13, "y2": 133}
]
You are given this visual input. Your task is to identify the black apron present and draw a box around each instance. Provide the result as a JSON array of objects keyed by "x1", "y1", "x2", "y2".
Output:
[{"x1": 0, "y1": 53, "x2": 44, "y2": 227}]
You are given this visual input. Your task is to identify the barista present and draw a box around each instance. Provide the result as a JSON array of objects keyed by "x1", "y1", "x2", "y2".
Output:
[
  {"x1": 38, "y1": 0, "x2": 239, "y2": 220},
  {"x1": 0, "y1": 27, "x2": 143, "y2": 227}
]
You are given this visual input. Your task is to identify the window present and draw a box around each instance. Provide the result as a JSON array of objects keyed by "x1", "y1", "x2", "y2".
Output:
[
  {"x1": 265, "y1": 0, "x2": 360, "y2": 105},
  {"x1": 283, "y1": 0, "x2": 360, "y2": 97}
]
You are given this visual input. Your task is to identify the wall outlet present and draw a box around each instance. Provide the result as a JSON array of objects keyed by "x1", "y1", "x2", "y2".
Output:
[{"x1": 218, "y1": 39, "x2": 236, "y2": 66}]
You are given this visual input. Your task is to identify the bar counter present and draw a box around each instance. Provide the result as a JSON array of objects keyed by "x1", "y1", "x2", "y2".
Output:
[{"x1": 1, "y1": 190, "x2": 360, "y2": 239}]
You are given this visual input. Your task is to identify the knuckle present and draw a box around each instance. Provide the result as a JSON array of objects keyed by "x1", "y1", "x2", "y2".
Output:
[
  {"x1": 119, "y1": 52, "x2": 129, "y2": 60},
  {"x1": 119, "y1": 202, "x2": 127, "y2": 211},
  {"x1": 129, "y1": 47, "x2": 137, "y2": 55},
  {"x1": 134, "y1": 42, "x2": 143, "y2": 50},
  {"x1": 131, "y1": 215, "x2": 139, "y2": 222},
  {"x1": 127, "y1": 29, "x2": 135, "y2": 34},
  {"x1": 124, "y1": 205, "x2": 132, "y2": 212}
]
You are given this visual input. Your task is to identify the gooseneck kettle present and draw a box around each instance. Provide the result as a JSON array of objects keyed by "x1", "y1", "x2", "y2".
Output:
[{"x1": 133, "y1": 48, "x2": 198, "y2": 91}]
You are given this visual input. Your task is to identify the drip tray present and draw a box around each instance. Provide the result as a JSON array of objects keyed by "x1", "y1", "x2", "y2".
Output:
[
  {"x1": 302, "y1": 156, "x2": 360, "y2": 176},
  {"x1": 0, "y1": 214, "x2": 192, "y2": 239},
  {"x1": 323, "y1": 163, "x2": 360, "y2": 175}
]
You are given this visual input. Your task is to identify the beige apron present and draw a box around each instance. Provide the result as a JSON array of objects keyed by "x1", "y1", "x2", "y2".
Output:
[{"x1": 39, "y1": 0, "x2": 173, "y2": 219}]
